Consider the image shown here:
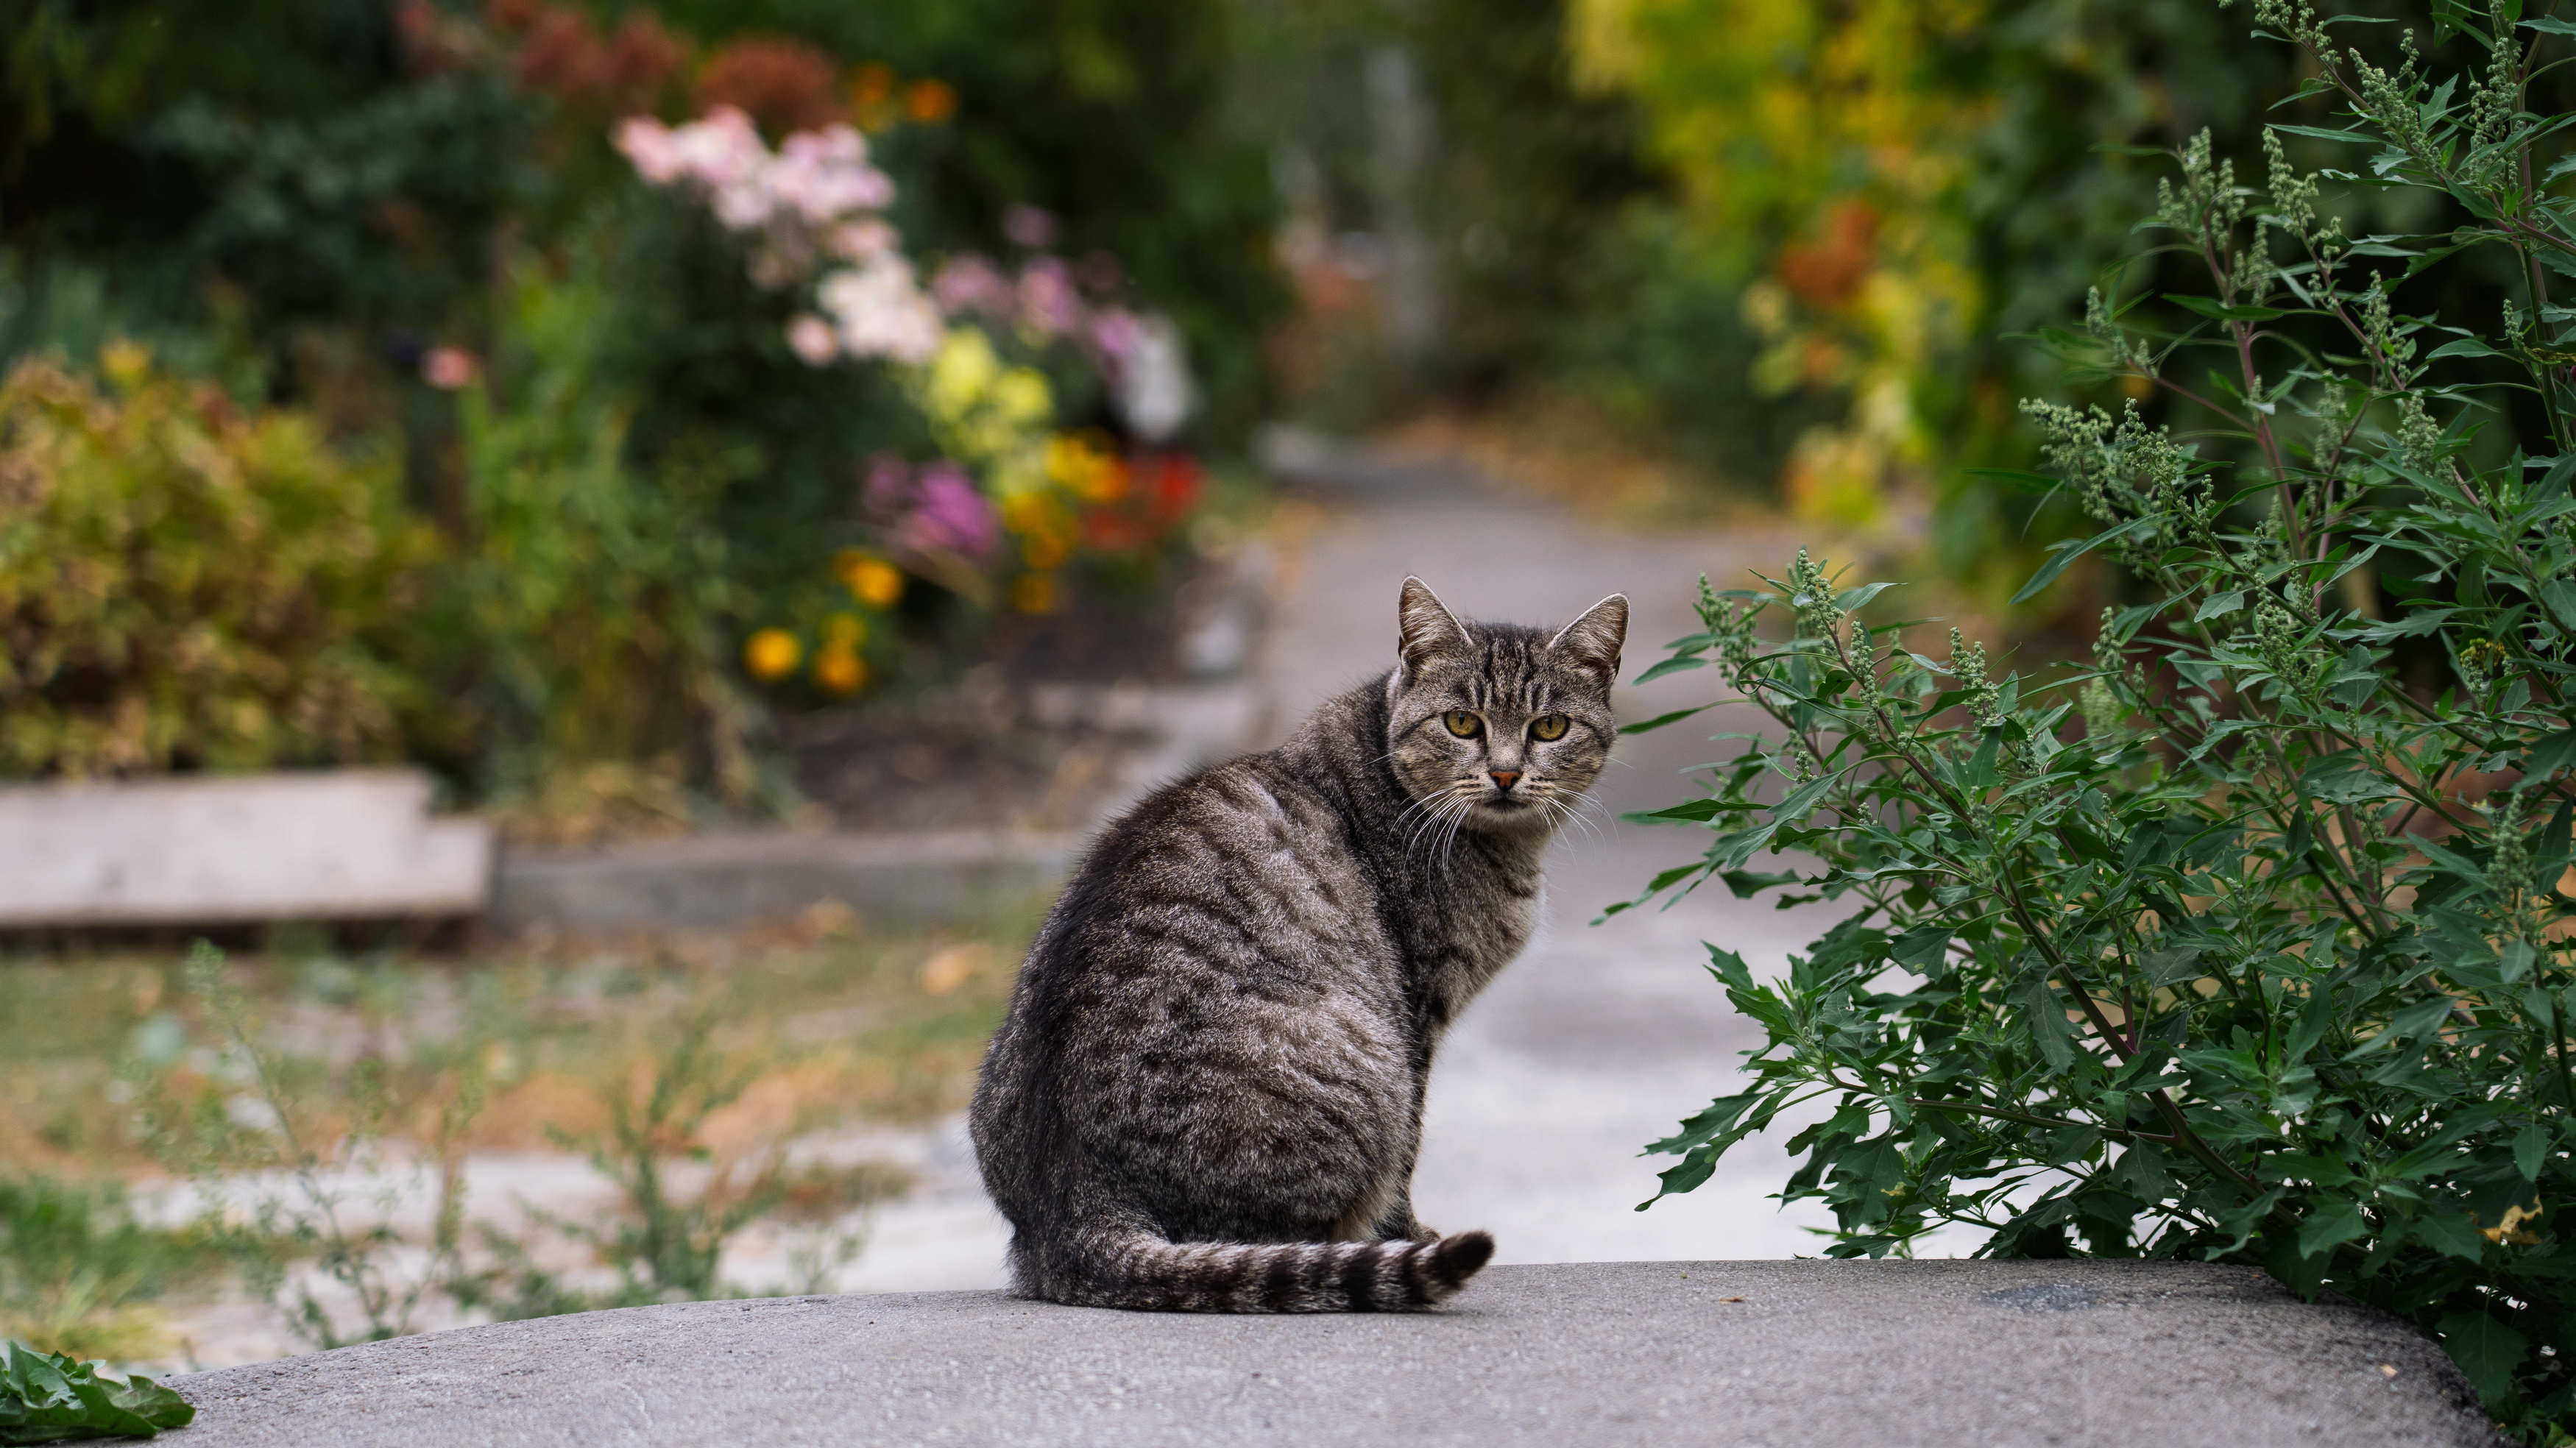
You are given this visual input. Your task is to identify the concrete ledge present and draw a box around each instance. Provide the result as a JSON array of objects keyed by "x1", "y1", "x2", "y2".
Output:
[
  {"x1": 169, "y1": 1260, "x2": 2501, "y2": 1447},
  {"x1": 0, "y1": 770, "x2": 490, "y2": 927},
  {"x1": 491, "y1": 828, "x2": 1078, "y2": 932}
]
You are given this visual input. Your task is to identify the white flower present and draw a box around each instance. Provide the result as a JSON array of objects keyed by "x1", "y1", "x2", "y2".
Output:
[{"x1": 819, "y1": 258, "x2": 946, "y2": 363}]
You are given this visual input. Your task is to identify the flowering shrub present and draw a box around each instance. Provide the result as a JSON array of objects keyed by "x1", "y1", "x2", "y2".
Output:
[
  {"x1": 1627, "y1": 5, "x2": 2576, "y2": 1435},
  {"x1": 0, "y1": 354, "x2": 425, "y2": 778},
  {"x1": 618, "y1": 107, "x2": 1206, "y2": 698}
]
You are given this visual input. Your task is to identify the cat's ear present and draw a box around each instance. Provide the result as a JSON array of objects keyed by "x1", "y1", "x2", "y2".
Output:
[
  {"x1": 1397, "y1": 577, "x2": 1473, "y2": 678},
  {"x1": 1549, "y1": 593, "x2": 1628, "y2": 689}
]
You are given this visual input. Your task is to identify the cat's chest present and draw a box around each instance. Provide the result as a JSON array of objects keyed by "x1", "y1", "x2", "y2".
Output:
[{"x1": 1415, "y1": 855, "x2": 1545, "y2": 1023}]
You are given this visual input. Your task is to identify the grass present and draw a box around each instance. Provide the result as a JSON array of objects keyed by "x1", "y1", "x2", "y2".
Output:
[
  {"x1": 0, "y1": 1176, "x2": 224, "y2": 1362},
  {"x1": 0, "y1": 892, "x2": 1047, "y2": 1359}
]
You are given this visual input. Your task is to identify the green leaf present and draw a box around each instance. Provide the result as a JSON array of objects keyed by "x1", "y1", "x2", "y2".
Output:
[
  {"x1": 1635, "y1": 1143, "x2": 1717, "y2": 1210},
  {"x1": 2298, "y1": 1196, "x2": 2369, "y2": 1259},
  {"x1": 2010, "y1": 969, "x2": 2079, "y2": 1072},
  {"x1": 2299, "y1": 765, "x2": 2405, "y2": 804},
  {"x1": 2522, "y1": 14, "x2": 2576, "y2": 33},
  {"x1": 1624, "y1": 798, "x2": 1725, "y2": 824},
  {"x1": 1890, "y1": 926, "x2": 1952, "y2": 973},
  {"x1": 1705, "y1": 945, "x2": 1757, "y2": 992},
  {"x1": 0, "y1": 1340, "x2": 195, "y2": 1440},
  {"x1": 2357, "y1": 606, "x2": 2457, "y2": 641},
  {"x1": 2516, "y1": 1122, "x2": 2552, "y2": 1183},
  {"x1": 2268, "y1": 122, "x2": 2379, "y2": 143},
  {"x1": 1772, "y1": 771, "x2": 1841, "y2": 826},
  {"x1": 2193, "y1": 590, "x2": 2247, "y2": 622},
  {"x1": 2438, "y1": 1311, "x2": 2530, "y2": 1405},
  {"x1": 1633, "y1": 656, "x2": 1708, "y2": 684},
  {"x1": 2527, "y1": 726, "x2": 2576, "y2": 780},
  {"x1": 2413, "y1": 1210, "x2": 2486, "y2": 1263},
  {"x1": 2011, "y1": 517, "x2": 2157, "y2": 605},
  {"x1": 1836, "y1": 581, "x2": 1899, "y2": 613},
  {"x1": 1646, "y1": 1090, "x2": 1766, "y2": 1155},
  {"x1": 2165, "y1": 294, "x2": 2289, "y2": 322},
  {"x1": 2541, "y1": 579, "x2": 2576, "y2": 633},
  {"x1": 1961, "y1": 729, "x2": 2003, "y2": 792},
  {"x1": 2426, "y1": 336, "x2": 2507, "y2": 360},
  {"x1": 1620, "y1": 704, "x2": 1715, "y2": 737}
]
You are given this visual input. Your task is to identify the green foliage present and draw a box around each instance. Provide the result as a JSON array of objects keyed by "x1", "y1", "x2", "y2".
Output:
[
  {"x1": 1627, "y1": 4, "x2": 2576, "y2": 1434},
  {"x1": 0, "y1": 1341, "x2": 191, "y2": 1444},
  {"x1": 132, "y1": 943, "x2": 481, "y2": 1351},
  {"x1": 0, "y1": 1179, "x2": 220, "y2": 1366},
  {"x1": 436, "y1": 246, "x2": 748, "y2": 800},
  {"x1": 0, "y1": 354, "x2": 426, "y2": 778}
]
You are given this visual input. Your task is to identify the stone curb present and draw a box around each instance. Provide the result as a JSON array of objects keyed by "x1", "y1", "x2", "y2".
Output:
[{"x1": 168, "y1": 1260, "x2": 2503, "y2": 1448}]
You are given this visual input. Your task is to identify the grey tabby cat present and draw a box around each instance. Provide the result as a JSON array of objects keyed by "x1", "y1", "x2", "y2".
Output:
[{"x1": 971, "y1": 577, "x2": 1627, "y2": 1312}]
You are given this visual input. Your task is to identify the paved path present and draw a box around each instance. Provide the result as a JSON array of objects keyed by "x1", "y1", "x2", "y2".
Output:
[{"x1": 169, "y1": 1260, "x2": 2500, "y2": 1447}]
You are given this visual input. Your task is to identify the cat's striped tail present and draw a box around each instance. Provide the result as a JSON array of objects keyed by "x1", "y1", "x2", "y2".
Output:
[{"x1": 1037, "y1": 1227, "x2": 1496, "y2": 1313}]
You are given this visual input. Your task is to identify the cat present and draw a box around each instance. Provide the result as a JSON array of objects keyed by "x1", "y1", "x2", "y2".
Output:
[{"x1": 970, "y1": 577, "x2": 1627, "y2": 1312}]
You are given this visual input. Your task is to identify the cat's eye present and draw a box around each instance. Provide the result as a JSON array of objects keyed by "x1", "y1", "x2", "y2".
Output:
[
  {"x1": 1443, "y1": 709, "x2": 1482, "y2": 738},
  {"x1": 1529, "y1": 714, "x2": 1568, "y2": 741}
]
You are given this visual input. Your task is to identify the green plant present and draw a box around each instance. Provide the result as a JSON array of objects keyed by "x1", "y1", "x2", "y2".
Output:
[
  {"x1": 0, "y1": 354, "x2": 428, "y2": 778},
  {"x1": 1624, "y1": 3, "x2": 2576, "y2": 1435},
  {"x1": 0, "y1": 1341, "x2": 191, "y2": 1443},
  {"x1": 132, "y1": 943, "x2": 481, "y2": 1352},
  {"x1": 493, "y1": 1010, "x2": 902, "y2": 1311},
  {"x1": 439, "y1": 249, "x2": 749, "y2": 804},
  {"x1": 0, "y1": 1177, "x2": 221, "y2": 1365}
]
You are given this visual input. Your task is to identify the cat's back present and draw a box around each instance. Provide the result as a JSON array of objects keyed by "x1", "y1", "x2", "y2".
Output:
[
  {"x1": 974, "y1": 731, "x2": 1401, "y2": 1154},
  {"x1": 1037, "y1": 741, "x2": 1389, "y2": 991}
]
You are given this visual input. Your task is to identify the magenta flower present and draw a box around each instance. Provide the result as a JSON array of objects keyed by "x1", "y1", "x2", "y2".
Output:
[{"x1": 896, "y1": 462, "x2": 999, "y2": 563}]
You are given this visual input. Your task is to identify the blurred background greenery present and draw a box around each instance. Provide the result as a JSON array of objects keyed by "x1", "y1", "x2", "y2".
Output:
[{"x1": 0, "y1": 0, "x2": 2491, "y2": 810}]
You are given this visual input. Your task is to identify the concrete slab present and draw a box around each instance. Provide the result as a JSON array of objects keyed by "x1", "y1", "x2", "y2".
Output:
[
  {"x1": 167, "y1": 1260, "x2": 2502, "y2": 1447},
  {"x1": 0, "y1": 770, "x2": 490, "y2": 926},
  {"x1": 489, "y1": 828, "x2": 1078, "y2": 933}
]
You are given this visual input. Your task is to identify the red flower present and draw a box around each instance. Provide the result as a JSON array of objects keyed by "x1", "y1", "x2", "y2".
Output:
[{"x1": 697, "y1": 38, "x2": 844, "y2": 137}]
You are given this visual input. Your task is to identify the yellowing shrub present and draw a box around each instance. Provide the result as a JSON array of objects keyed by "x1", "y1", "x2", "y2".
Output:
[{"x1": 0, "y1": 358, "x2": 427, "y2": 778}]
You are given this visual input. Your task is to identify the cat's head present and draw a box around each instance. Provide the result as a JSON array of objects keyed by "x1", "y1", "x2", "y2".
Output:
[{"x1": 1384, "y1": 577, "x2": 1627, "y2": 837}]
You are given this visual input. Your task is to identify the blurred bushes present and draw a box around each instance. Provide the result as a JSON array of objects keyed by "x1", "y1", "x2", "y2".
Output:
[
  {"x1": 0, "y1": 354, "x2": 426, "y2": 778},
  {"x1": 0, "y1": 0, "x2": 1284, "y2": 798}
]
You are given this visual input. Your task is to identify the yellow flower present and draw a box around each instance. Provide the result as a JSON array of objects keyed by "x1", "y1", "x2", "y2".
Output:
[
  {"x1": 743, "y1": 628, "x2": 802, "y2": 681},
  {"x1": 99, "y1": 340, "x2": 152, "y2": 388},
  {"x1": 834, "y1": 551, "x2": 905, "y2": 608},
  {"x1": 813, "y1": 644, "x2": 868, "y2": 696},
  {"x1": 1045, "y1": 430, "x2": 1128, "y2": 503},
  {"x1": 1011, "y1": 572, "x2": 1062, "y2": 615}
]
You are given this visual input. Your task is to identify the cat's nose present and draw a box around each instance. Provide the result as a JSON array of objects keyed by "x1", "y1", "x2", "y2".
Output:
[{"x1": 1488, "y1": 770, "x2": 1521, "y2": 791}]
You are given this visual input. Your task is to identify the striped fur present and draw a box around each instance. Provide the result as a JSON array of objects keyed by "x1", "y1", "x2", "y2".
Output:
[{"x1": 970, "y1": 579, "x2": 1625, "y2": 1313}]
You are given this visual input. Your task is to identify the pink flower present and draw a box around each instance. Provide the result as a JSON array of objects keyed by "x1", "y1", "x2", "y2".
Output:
[
  {"x1": 863, "y1": 453, "x2": 913, "y2": 517},
  {"x1": 1086, "y1": 308, "x2": 1144, "y2": 372},
  {"x1": 421, "y1": 346, "x2": 481, "y2": 390},
  {"x1": 930, "y1": 255, "x2": 1013, "y2": 317},
  {"x1": 1002, "y1": 204, "x2": 1058, "y2": 249},
  {"x1": 1016, "y1": 256, "x2": 1084, "y2": 338},
  {"x1": 826, "y1": 219, "x2": 896, "y2": 261},
  {"x1": 786, "y1": 314, "x2": 839, "y2": 366},
  {"x1": 615, "y1": 117, "x2": 685, "y2": 182},
  {"x1": 780, "y1": 124, "x2": 868, "y2": 169}
]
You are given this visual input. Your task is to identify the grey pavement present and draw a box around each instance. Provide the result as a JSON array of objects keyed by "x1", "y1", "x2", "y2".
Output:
[{"x1": 169, "y1": 1260, "x2": 2502, "y2": 1447}]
